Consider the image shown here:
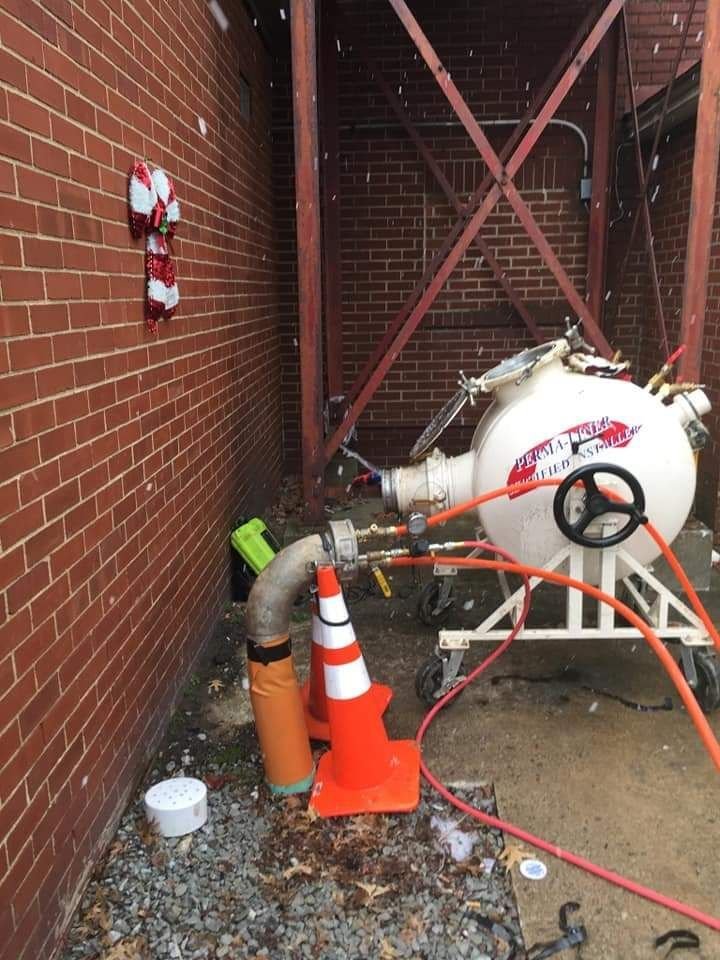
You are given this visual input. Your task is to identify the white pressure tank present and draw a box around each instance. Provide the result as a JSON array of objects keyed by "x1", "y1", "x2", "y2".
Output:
[{"x1": 382, "y1": 340, "x2": 711, "y2": 580}]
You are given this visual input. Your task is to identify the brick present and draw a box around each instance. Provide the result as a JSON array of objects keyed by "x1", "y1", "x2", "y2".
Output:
[
  {"x1": 0, "y1": 197, "x2": 38, "y2": 232},
  {"x1": 0, "y1": 304, "x2": 30, "y2": 337},
  {"x1": 35, "y1": 358, "x2": 79, "y2": 400},
  {"x1": 58, "y1": 181, "x2": 91, "y2": 213},
  {"x1": 0, "y1": 544, "x2": 25, "y2": 592},
  {"x1": 0, "y1": 48, "x2": 27, "y2": 91},
  {"x1": 31, "y1": 138, "x2": 69, "y2": 177},
  {"x1": 62, "y1": 242, "x2": 96, "y2": 271},
  {"x1": 54, "y1": 391, "x2": 89, "y2": 425},
  {"x1": 0, "y1": 121, "x2": 31, "y2": 162},
  {"x1": 37, "y1": 206, "x2": 74, "y2": 239},
  {"x1": 19, "y1": 673, "x2": 60, "y2": 739},
  {"x1": 13, "y1": 401, "x2": 55, "y2": 440},
  {"x1": 25, "y1": 518, "x2": 64, "y2": 569},
  {"x1": 9, "y1": 336, "x2": 53, "y2": 371},
  {"x1": 7, "y1": 561, "x2": 50, "y2": 615},
  {"x1": 8, "y1": 92, "x2": 50, "y2": 136},
  {"x1": 18, "y1": 460, "x2": 59, "y2": 506},
  {"x1": 0, "y1": 499, "x2": 43, "y2": 549},
  {"x1": 44, "y1": 478, "x2": 80, "y2": 521},
  {"x1": 0, "y1": 235, "x2": 21, "y2": 266},
  {"x1": 2, "y1": 372, "x2": 37, "y2": 407},
  {"x1": 26, "y1": 65, "x2": 65, "y2": 112},
  {"x1": 46, "y1": 271, "x2": 82, "y2": 300},
  {"x1": 39, "y1": 424, "x2": 76, "y2": 462},
  {"x1": 0, "y1": 438, "x2": 40, "y2": 485},
  {"x1": 30, "y1": 302, "x2": 68, "y2": 334},
  {"x1": 0, "y1": 158, "x2": 15, "y2": 193},
  {"x1": 50, "y1": 114, "x2": 84, "y2": 152},
  {"x1": 1, "y1": 269, "x2": 44, "y2": 302},
  {"x1": 23, "y1": 238, "x2": 63, "y2": 268}
]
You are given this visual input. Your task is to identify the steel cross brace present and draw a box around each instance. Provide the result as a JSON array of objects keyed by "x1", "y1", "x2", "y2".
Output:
[
  {"x1": 341, "y1": 2, "x2": 605, "y2": 413},
  {"x1": 339, "y1": 0, "x2": 605, "y2": 412},
  {"x1": 620, "y1": 8, "x2": 670, "y2": 357},
  {"x1": 338, "y1": 9, "x2": 544, "y2": 346},
  {"x1": 324, "y1": 0, "x2": 620, "y2": 461},
  {"x1": 611, "y1": 1, "x2": 696, "y2": 354}
]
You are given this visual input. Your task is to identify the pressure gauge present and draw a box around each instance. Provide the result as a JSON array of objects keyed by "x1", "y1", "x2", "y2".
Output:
[{"x1": 407, "y1": 512, "x2": 428, "y2": 538}]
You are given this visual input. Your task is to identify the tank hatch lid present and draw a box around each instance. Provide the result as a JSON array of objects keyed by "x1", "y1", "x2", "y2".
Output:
[
  {"x1": 409, "y1": 387, "x2": 469, "y2": 462},
  {"x1": 478, "y1": 339, "x2": 567, "y2": 392}
]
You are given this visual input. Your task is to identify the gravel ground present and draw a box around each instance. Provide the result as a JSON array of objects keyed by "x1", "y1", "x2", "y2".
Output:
[{"x1": 59, "y1": 601, "x2": 526, "y2": 960}]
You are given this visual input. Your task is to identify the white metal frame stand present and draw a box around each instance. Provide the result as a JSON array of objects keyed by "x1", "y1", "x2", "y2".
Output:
[{"x1": 435, "y1": 528, "x2": 711, "y2": 687}]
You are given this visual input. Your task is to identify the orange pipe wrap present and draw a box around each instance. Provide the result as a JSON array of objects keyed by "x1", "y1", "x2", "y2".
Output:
[{"x1": 248, "y1": 634, "x2": 314, "y2": 793}]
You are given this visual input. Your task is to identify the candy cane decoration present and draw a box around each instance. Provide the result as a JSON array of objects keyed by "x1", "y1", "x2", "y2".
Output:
[{"x1": 128, "y1": 161, "x2": 181, "y2": 333}]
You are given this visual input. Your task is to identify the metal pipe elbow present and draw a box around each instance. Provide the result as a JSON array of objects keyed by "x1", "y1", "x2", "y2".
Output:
[{"x1": 246, "y1": 534, "x2": 330, "y2": 645}]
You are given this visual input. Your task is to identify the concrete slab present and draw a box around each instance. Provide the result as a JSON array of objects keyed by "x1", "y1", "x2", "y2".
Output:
[{"x1": 355, "y1": 596, "x2": 720, "y2": 958}]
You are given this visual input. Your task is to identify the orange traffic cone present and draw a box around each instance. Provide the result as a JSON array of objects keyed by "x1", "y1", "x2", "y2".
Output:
[
  {"x1": 301, "y1": 597, "x2": 393, "y2": 742},
  {"x1": 309, "y1": 565, "x2": 420, "y2": 817}
]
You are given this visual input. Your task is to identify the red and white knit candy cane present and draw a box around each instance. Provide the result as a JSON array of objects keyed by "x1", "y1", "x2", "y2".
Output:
[{"x1": 128, "y1": 162, "x2": 181, "y2": 333}]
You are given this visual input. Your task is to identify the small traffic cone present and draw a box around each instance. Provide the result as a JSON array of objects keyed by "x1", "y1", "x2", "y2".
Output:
[
  {"x1": 309, "y1": 565, "x2": 420, "y2": 817},
  {"x1": 301, "y1": 597, "x2": 393, "y2": 742}
]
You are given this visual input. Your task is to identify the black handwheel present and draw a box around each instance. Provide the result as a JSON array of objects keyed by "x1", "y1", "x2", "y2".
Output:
[
  {"x1": 679, "y1": 649, "x2": 720, "y2": 714},
  {"x1": 415, "y1": 654, "x2": 466, "y2": 707},
  {"x1": 417, "y1": 581, "x2": 454, "y2": 627},
  {"x1": 553, "y1": 462, "x2": 647, "y2": 549}
]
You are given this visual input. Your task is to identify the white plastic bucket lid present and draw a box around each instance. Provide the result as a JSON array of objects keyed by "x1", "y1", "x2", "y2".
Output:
[{"x1": 144, "y1": 777, "x2": 208, "y2": 837}]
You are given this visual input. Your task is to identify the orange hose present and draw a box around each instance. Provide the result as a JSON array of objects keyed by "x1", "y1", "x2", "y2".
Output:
[
  {"x1": 391, "y1": 555, "x2": 720, "y2": 773},
  {"x1": 396, "y1": 476, "x2": 720, "y2": 654}
]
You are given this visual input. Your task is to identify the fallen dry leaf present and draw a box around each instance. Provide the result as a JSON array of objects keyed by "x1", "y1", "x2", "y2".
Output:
[
  {"x1": 84, "y1": 899, "x2": 112, "y2": 933},
  {"x1": 499, "y1": 843, "x2": 534, "y2": 871},
  {"x1": 176, "y1": 835, "x2": 193, "y2": 855},
  {"x1": 106, "y1": 840, "x2": 126, "y2": 862},
  {"x1": 282, "y1": 862, "x2": 313, "y2": 880},
  {"x1": 101, "y1": 936, "x2": 150, "y2": 960},
  {"x1": 205, "y1": 773, "x2": 233, "y2": 790},
  {"x1": 380, "y1": 937, "x2": 398, "y2": 958},
  {"x1": 354, "y1": 881, "x2": 393, "y2": 902},
  {"x1": 135, "y1": 816, "x2": 160, "y2": 849}
]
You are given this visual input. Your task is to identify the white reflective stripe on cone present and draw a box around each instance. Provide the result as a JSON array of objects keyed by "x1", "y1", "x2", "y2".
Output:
[
  {"x1": 322, "y1": 620, "x2": 356, "y2": 651},
  {"x1": 318, "y1": 592, "x2": 347, "y2": 623},
  {"x1": 324, "y1": 657, "x2": 371, "y2": 700},
  {"x1": 311, "y1": 614, "x2": 323, "y2": 648}
]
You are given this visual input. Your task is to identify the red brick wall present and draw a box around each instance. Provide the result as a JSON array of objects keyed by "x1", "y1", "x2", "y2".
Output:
[
  {"x1": 625, "y1": 0, "x2": 705, "y2": 106},
  {"x1": 0, "y1": 2, "x2": 282, "y2": 957},
  {"x1": 277, "y1": 0, "x2": 607, "y2": 467}
]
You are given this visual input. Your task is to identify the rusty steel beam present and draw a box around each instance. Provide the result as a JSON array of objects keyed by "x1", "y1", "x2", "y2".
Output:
[
  {"x1": 342, "y1": 18, "x2": 544, "y2": 343},
  {"x1": 587, "y1": 19, "x2": 620, "y2": 326},
  {"x1": 388, "y1": 0, "x2": 619, "y2": 353},
  {"x1": 290, "y1": 0, "x2": 324, "y2": 519},
  {"x1": 341, "y1": 1, "x2": 606, "y2": 410},
  {"x1": 678, "y1": 0, "x2": 720, "y2": 382},
  {"x1": 319, "y1": 0, "x2": 344, "y2": 401},
  {"x1": 621, "y1": 9, "x2": 669, "y2": 357},
  {"x1": 610, "y1": 0, "x2": 695, "y2": 341}
]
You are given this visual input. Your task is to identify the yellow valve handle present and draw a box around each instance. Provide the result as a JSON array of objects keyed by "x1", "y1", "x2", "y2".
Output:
[{"x1": 371, "y1": 566, "x2": 392, "y2": 598}]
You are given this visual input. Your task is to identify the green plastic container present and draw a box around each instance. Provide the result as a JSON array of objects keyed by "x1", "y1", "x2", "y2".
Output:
[{"x1": 230, "y1": 518, "x2": 279, "y2": 575}]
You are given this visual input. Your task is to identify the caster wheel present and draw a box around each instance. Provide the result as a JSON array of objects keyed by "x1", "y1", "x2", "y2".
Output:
[
  {"x1": 417, "y1": 581, "x2": 454, "y2": 627},
  {"x1": 415, "y1": 654, "x2": 466, "y2": 708},
  {"x1": 679, "y1": 648, "x2": 720, "y2": 714}
]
